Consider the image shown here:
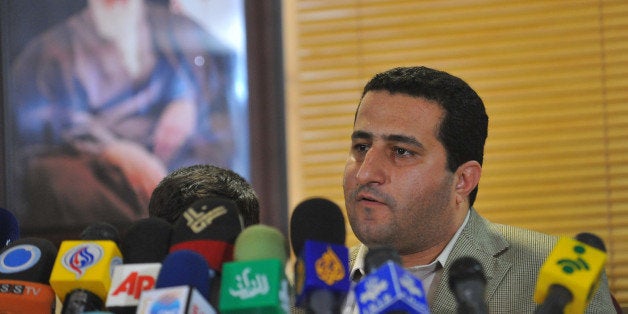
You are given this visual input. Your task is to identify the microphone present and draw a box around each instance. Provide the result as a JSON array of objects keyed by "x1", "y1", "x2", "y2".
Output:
[
  {"x1": 354, "y1": 246, "x2": 430, "y2": 314},
  {"x1": 290, "y1": 197, "x2": 351, "y2": 314},
  {"x1": 534, "y1": 232, "x2": 607, "y2": 313},
  {"x1": 219, "y1": 224, "x2": 290, "y2": 313},
  {"x1": 120, "y1": 217, "x2": 172, "y2": 264},
  {"x1": 136, "y1": 250, "x2": 216, "y2": 314},
  {"x1": 0, "y1": 237, "x2": 58, "y2": 313},
  {"x1": 448, "y1": 256, "x2": 488, "y2": 314},
  {"x1": 169, "y1": 197, "x2": 244, "y2": 273},
  {"x1": 168, "y1": 197, "x2": 244, "y2": 306},
  {"x1": 49, "y1": 222, "x2": 123, "y2": 313},
  {"x1": 105, "y1": 217, "x2": 172, "y2": 313},
  {"x1": 80, "y1": 222, "x2": 121, "y2": 245},
  {"x1": 0, "y1": 207, "x2": 19, "y2": 249}
]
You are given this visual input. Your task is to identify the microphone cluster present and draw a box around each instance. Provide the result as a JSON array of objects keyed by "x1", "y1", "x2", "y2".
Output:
[
  {"x1": 0, "y1": 199, "x2": 610, "y2": 314},
  {"x1": 0, "y1": 197, "x2": 245, "y2": 314}
]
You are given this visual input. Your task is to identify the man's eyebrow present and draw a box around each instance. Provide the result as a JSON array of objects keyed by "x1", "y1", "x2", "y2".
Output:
[
  {"x1": 351, "y1": 130, "x2": 372, "y2": 140},
  {"x1": 351, "y1": 131, "x2": 424, "y2": 149},
  {"x1": 385, "y1": 134, "x2": 424, "y2": 149}
]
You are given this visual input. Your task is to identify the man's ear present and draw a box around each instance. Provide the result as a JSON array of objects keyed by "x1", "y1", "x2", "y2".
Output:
[{"x1": 454, "y1": 160, "x2": 482, "y2": 197}]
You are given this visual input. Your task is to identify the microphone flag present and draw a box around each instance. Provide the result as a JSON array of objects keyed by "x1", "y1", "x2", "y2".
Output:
[
  {"x1": 533, "y1": 236, "x2": 606, "y2": 313},
  {"x1": 219, "y1": 224, "x2": 290, "y2": 313},
  {"x1": 294, "y1": 240, "x2": 350, "y2": 307},
  {"x1": 220, "y1": 259, "x2": 289, "y2": 313},
  {"x1": 355, "y1": 260, "x2": 430, "y2": 314},
  {"x1": 49, "y1": 240, "x2": 123, "y2": 303},
  {"x1": 136, "y1": 285, "x2": 216, "y2": 314},
  {"x1": 105, "y1": 263, "x2": 161, "y2": 308}
]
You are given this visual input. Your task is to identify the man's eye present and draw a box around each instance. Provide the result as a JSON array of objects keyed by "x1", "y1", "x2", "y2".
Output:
[
  {"x1": 354, "y1": 144, "x2": 369, "y2": 152},
  {"x1": 394, "y1": 147, "x2": 411, "y2": 156}
]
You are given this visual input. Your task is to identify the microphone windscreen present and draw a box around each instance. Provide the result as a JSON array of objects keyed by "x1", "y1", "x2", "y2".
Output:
[
  {"x1": 448, "y1": 256, "x2": 488, "y2": 314},
  {"x1": 289, "y1": 197, "x2": 346, "y2": 255},
  {"x1": 0, "y1": 207, "x2": 19, "y2": 249},
  {"x1": 575, "y1": 232, "x2": 606, "y2": 252},
  {"x1": 155, "y1": 250, "x2": 211, "y2": 300},
  {"x1": 121, "y1": 217, "x2": 172, "y2": 263},
  {"x1": 0, "y1": 237, "x2": 57, "y2": 284},
  {"x1": 81, "y1": 222, "x2": 121, "y2": 245},
  {"x1": 234, "y1": 224, "x2": 288, "y2": 263},
  {"x1": 448, "y1": 256, "x2": 487, "y2": 289},
  {"x1": 169, "y1": 197, "x2": 243, "y2": 271},
  {"x1": 220, "y1": 227, "x2": 290, "y2": 313},
  {"x1": 364, "y1": 245, "x2": 401, "y2": 274}
]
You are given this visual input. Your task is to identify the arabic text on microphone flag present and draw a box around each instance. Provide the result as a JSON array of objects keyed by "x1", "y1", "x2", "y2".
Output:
[{"x1": 219, "y1": 258, "x2": 289, "y2": 313}]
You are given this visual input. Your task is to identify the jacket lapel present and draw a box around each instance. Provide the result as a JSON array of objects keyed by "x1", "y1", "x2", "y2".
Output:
[{"x1": 430, "y1": 208, "x2": 512, "y2": 313}]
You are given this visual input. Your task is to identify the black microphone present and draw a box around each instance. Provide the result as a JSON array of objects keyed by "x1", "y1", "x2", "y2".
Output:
[
  {"x1": 0, "y1": 237, "x2": 58, "y2": 313},
  {"x1": 106, "y1": 217, "x2": 172, "y2": 313},
  {"x1": 448, "y1": 256, "x2": 488, "y2": 314},
  {"x1": 120, "y1": 217, "x2": 172, "y2": 264},
  {"x1": 169, "y1": 197, "x2": 244, "y2": 306},
  {"x1": 80, "y1": 222, "x2": 121, "y2": 246},
  {"x1": 575, "y1": 232, "x2": 605, "y2": 252},
  {"x1": 290, "y1": 197, "x2": 350, "y2": 314},
  {"x1": 363, "y1": 246, "x2": 402, "y2": 274},
  {"x1": 169, "y1": 197, "x2": 243, "y2": 272}
]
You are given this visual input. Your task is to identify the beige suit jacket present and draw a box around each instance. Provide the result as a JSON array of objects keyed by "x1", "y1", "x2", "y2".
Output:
[{"x1": 346, "y1": 208, "x2": 616, "y2": 313}]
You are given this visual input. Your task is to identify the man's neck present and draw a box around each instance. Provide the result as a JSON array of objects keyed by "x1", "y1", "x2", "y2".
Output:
[{"x1": 398, "y1": 208, "x2": 472, "y2": 268}]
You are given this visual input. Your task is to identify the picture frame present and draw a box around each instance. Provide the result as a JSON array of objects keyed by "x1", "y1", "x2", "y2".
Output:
[{"x1": 0, "y1": 0, "x2": 287, "y2": 243}]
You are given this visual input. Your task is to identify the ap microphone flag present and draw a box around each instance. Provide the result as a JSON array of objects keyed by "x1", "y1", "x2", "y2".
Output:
[{"x1": 534, "y1": 234, "x2": 607, "y2": 313}]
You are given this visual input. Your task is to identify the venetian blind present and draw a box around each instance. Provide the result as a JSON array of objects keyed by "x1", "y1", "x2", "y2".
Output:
[{"x1": 283, "y1": 0, "x2": 628, "y2": 304}]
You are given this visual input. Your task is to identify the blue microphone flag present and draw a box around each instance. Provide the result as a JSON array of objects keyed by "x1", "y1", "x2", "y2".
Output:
[
  {"x1": 355, "y1": 260, "x2": 430, "y2": 314},
  {"x1": 294, "y1": 240, "x2": 350, "y2": 306}
]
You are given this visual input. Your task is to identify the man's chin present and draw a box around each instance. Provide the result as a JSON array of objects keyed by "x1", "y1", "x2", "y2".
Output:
[{"x1": 356, "y1": 232, "x2": 393, "y2": 248}]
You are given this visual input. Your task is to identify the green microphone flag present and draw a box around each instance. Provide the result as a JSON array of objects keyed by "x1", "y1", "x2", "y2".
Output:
[{"x1": 219, "y1": 258, "x2": 289, "y2": 313}]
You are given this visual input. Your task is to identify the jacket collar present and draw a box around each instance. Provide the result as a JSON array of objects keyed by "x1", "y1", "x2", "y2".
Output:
[{"x1": 430, "y1": 207, "x2": 511, "y2": 313}]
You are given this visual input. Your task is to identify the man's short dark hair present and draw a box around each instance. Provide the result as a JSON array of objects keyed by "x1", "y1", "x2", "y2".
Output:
[
  {"x1": 148, "y1": 164, "x2": 260, "y2": 226},
  {"x1": 360, "y1": 66, "x2": 488, "y2": 205}
]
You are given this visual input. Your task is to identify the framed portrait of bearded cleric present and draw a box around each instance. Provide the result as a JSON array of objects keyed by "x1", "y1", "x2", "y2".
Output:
[{"x1": 0, "y1": 0, "x2": 286, "y2": 241}]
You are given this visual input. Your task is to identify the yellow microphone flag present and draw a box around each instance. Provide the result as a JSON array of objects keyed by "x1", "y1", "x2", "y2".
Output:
[
  {"x1": 49, "y1": 240, "x2": 123, "y2": 302},
  {"x1": 534, "y1": 236, "x2": 606, "y2": 313}
]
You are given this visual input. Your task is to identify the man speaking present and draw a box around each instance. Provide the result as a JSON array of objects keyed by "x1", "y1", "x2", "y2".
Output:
[{"x1": 339, "y1": 66, "x2": 615, "y2": 313}]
